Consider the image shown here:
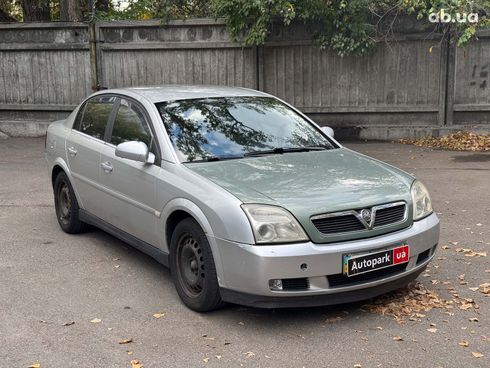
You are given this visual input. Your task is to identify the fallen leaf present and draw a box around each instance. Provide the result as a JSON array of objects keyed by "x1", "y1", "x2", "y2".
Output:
[
  {"x1": 479, "y1": 283, "x2": 490, "y2": 295},
  {"x1": 469, "y1": 317, "x2": 479, "y2": 322},
  {"x1": 118, "y1": 338, "x2": 133, "y2": 344},
  {"x1": 153, "y1": 313, "x2": 165, "y2": 319},
  {"x1": 238, "y1": 322, "x2": 245, "y2": 326},
  {"x1": 393, "y1": 336, "x2": 403, "y2": 341},
  {"x1": 472, "y1": 352, "x2": 484, "y2": 358},
  {"x1": 469, "y1": 287, "x2": 479, "y2": 292},
  {"x1": 459, "y1": 340, "x2": 469, "y2": 347},
  {"x1": 215, "y1": 355, "x2": 222, "y2": 360},
  {"x1": 28, "y1": 364, "x2": 40, "y2": 368},
  {"x1": 130, "y1": 360, "x2": 143, "y2": 368},
  {"x1": 354, "y1": 365, "x2": 362, "y2": 368},
  {"x1": 202, "y1": 358, "x2": 209, "y2": 363},
  {"x1": 62, "y1": 321, "x2": 75, "y2": 326},
  {"x1": 90, "y1": 318, "x2": 101, "y2": 324},
  {"x1": 325, "y1": 315, "x2": 344, "y2": 323},
  {"x1": 442, "y1": 245, "x2": 450, "y2": 250},
  {"x1": 242, "y1": 351, "x2": 255, "y2": 358},
  {"x1": 427, "y1": 328, "x2": 438, "y2": 333}
]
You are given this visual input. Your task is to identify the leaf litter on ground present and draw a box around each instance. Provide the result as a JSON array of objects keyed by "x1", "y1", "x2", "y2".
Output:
[
  {"x1": 362, "y1": 282, "x2": 453, "y2": 323},
  {"x1": 399, "y1": 131, "x2": 490, "y2": 151}
]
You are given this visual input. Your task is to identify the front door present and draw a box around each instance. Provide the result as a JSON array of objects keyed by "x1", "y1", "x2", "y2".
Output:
[{"x1": 98, "y1": 97, "x2": 161, "y2": 246}]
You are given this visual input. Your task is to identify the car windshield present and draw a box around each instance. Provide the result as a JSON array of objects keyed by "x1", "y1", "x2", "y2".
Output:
[{"x1": 156, "y1": 96, "x2": 336, "y2": 163}]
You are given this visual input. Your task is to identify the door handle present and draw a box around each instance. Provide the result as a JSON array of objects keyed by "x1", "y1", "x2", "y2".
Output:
[
  {"x1": 101, "y1": 161, "x2": 113, "y2": 173},
  {"x1": 67, "y1": 146, "x2": 77, "y2": 157}
]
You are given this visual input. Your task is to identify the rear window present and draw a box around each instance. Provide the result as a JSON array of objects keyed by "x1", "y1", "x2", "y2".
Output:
[{"x1": 75, "y1": 96, "x2": 116, "y2": 140}]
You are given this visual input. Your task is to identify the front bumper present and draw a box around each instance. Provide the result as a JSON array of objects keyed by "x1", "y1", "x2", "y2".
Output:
[{"x1": 213, "y1": 213, "x2": 439, "y2": 307}]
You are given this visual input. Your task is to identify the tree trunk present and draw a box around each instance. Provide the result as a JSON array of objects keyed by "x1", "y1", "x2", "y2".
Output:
[
  {"x1": 95, "y1": 0, "x2": 110, "y2": 13},
  {"x1": 21, "y1": 0, "x2": 50, "y2": 21},
  {"x1": 60, "y1": 0, "x2": 82, "y2": 21}
]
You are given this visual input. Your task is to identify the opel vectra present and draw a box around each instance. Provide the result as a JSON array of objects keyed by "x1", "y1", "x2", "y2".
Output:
[{"x1": 46, "y1": 86, "x2": 439, "y2": 311}]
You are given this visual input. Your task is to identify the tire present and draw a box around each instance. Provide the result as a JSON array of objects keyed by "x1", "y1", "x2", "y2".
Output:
[
  {"x1": 169, "y1": 217, "x2": 224, "y2": 312},
  {"x1": 53, "y1": 171, "x2": 87, "y2": 234}
]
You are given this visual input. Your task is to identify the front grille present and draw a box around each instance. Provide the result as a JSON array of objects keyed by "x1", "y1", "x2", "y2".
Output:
[
  {"x1": 373, "y1": 204, "x2": 406, "y2": 227},
  {"x1": 282, "y1": 277, "x2": 309, "y2": 291},
  {"x1": 311, "y1": 214, "x2": 365, "y2": 234},
  {"x1": 327, "y1": 263, "x2": 407, "y2": 288},
  {"x1": 311, "y1": 202, "x2": 407, "y2": 236}
]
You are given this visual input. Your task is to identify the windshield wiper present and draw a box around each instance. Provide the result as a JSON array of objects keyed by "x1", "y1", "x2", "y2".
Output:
[
  {"x1": 244, "y1": 146, "x2": 328, "y2": 157},
  {"x1": 186, "y1": 155, "x2": 244, "y2": 163}
]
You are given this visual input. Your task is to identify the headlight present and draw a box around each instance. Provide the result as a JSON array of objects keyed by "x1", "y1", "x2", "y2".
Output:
[
  {"x1": 241, "y1": 204, "x2": 309, "y2": 244},
  {"x1": 411, "y1": 180, "x2": 433, "y2": 220}
]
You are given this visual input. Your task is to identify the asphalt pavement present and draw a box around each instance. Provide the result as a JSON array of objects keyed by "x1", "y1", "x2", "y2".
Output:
[{"x1": 0, "y1": 137, "x2": 488, "y2": 368}]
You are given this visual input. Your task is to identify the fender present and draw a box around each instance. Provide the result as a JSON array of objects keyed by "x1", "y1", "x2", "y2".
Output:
[{"x1": 159, "y1": 197, "x2": 225, "y2": 285}]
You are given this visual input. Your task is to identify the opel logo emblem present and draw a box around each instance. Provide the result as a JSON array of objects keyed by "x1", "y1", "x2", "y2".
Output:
[{"x1": 360, "y1": 209, "x2": 372, "y2": 223}]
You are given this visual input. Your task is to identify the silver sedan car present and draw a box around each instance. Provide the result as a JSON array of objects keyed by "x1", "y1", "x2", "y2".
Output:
[{"x1": 46, "y1": 86, "x2": 440, "y2": 311}]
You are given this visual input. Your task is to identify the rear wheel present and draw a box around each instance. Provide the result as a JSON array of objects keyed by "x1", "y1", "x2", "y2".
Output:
[
  {"x1": 170, "y1": 218, "x2": 223, "y2": 312},
  {"x1": 53, "y1": 171, "x2": 86, "y2": 234}
]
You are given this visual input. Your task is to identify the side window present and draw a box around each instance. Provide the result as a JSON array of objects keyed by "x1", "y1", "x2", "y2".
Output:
[
  {"x1": 77, "y1": 96, "x2": 116, "y2": 140},
  {"x1": 110, "y1": 99, "x2": 152, "y2": 147}
]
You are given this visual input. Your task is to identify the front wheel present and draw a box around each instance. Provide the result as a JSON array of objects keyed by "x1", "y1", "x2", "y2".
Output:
[{"x1": 169, "y1": 218, "x2": 223, "y2": 312}]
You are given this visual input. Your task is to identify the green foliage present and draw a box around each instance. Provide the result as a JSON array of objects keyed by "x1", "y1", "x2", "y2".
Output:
[
  {"x1": 97, "y1": 0, "x2": 212, "y2": 21},
  {"x1": 212, "y1": 0, "x2": 489, "y2": 56}
]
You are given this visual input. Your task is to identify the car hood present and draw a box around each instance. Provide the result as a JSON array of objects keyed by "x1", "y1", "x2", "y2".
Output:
[{"x1": 186, "y1": 148, "x2": 415, "y2": 243}]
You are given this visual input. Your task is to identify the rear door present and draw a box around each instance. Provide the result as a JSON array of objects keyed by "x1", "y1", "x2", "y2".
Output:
[
  {"x1": 98, "y1": 97, "x2": 161, "y2": 246},
  {"x1": 66, "y1": 95, "x2": 117, "y2": 216}
]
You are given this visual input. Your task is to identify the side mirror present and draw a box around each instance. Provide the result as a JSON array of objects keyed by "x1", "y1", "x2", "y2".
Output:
[
  {"x1": 321, "y1": 126, "x2": 334, "y2": 138},
  {"x1": 115, "y1": 141, "x2": 155, "y2": 164}
]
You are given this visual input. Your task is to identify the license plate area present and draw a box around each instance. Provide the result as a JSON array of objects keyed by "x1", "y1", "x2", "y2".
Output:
[{"x1": 343, "y1": 245, "x2": 409, "y2": 277}]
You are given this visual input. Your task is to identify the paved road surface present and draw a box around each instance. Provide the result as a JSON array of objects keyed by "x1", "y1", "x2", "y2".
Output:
[{"x1": 0, "y1": 138, "x2": 488, "y2": 367}]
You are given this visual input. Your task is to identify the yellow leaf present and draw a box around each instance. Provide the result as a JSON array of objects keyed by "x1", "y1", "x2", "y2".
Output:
[
  {"x1": 393, "y1": 336, "x2": 403, "y2": 341},
  {"x1": 459, "y1": 340, "x2": 469, "y2": 347},
  {"x1": 90, "y1": 318, "x2": 101, "y2": 324},
  {"x1": 202, "y1": 357, "x2": 209, "y2": 363},
  {"x1": 62, "y1": 321, "x2": 75, "y2": 326},
  {"x1": 118, "y1": 338, "x2": 133, "y2": 344},
  {"x1": 153, "y1": 313, "x2": 165, "y2": 319},
  {"x1": 242, "y1": 351, "x2": 255, "y2": 358},
  {"x1": 472, "y1": 352, "x2": 484, "y2": 358},
  {"x1": 131, "y1": 359, "x2": 143, "y2": 368},
  {"x1": 28, "y1": 364, "x2": 40, "y2": 368},
  {"x1": 429, "y1": 46, "x2": 433, "y2": 53},
  {"x1": 427, "y1": 328, "x2": 438, "y2": 333},
  {"x1": 479, "y1": 283, "x2": 490, "y2": 294}
]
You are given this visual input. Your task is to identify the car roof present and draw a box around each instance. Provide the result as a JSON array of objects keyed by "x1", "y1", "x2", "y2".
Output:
[{"x1": 111, "y1": 85, "x2": 270, "y2": 103}]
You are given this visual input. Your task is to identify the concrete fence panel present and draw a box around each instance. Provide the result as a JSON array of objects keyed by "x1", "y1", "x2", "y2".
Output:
[
  {"x1": 0, "y1": 23, "x2": 92, "y2": 135},
  {"x1": 95, "y1": 20, "x2": 257, "y2": 90}
]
